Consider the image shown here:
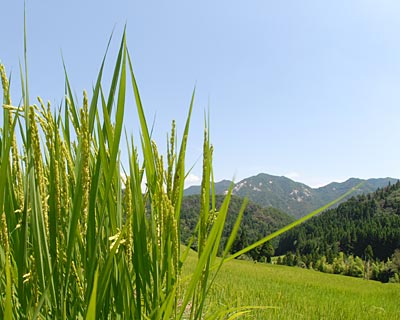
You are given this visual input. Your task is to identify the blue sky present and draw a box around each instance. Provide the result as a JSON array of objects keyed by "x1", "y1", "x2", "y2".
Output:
[{"x1": 2, "y1": 1, "x2": 400, "y2": 187}]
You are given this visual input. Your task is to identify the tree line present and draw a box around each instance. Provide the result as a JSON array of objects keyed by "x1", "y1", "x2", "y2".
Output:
[{"x1": 275, "y1": 181, "x2": 400, "y2": 282}]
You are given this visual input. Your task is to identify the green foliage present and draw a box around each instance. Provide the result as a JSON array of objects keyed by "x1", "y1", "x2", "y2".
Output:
[
  {"x1": 391, "y1": 249, "x2": 400, "y2": 273},
  {"x1": 275, "y1": 183, "x2": 400, "y2": 282},
  {"x1": 1, "y1": 16, "x2": 383, "y2": 319},
  {"x1": 0, "y1": 31, "x2": 249, "y2": 319},
  {"x1": 277, "y1": 250, "x2": 400, "y2": 283},
  {"x1": 180, "y1": 194, "x2": 292, "y2": 260},
  {"x1": 277, "y1": 182, "x2": 400, "y2": 263}
]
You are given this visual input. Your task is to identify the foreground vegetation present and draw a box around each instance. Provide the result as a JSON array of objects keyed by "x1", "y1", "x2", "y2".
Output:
[
  {"x1": 194, "y1": 255, "x2": 400, "y2": 319},
  {"x1": 0, "y1": 31, "x2": 253, "y2": 319},
  {"x1": 0, "y1": 24, "x2": 376, "y2": 318}
]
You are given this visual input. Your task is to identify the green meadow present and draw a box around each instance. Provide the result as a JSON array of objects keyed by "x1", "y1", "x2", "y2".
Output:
[{"x1": 184, "y1": 253, "x2": 400, "y2": 319}]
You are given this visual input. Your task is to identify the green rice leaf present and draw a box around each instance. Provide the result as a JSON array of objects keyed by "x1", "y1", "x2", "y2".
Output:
[{"x1": 85, "y1": 268, "x2": 99, "y2": 320}]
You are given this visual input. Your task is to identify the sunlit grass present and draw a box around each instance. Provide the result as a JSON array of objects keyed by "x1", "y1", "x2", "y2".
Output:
[{"x1": 206, "y1": 257, "x2": 400, "y2": 319}]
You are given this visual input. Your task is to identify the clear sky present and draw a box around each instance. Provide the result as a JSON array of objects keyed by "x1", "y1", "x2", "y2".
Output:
[{"x1": 2, "y1": 1, "x2": 400, "y2": 187}]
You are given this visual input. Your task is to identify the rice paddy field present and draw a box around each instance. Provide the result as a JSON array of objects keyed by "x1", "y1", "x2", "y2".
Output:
[
  {"x1": 187, "y1": 254, "x2": 400, "y2": 319},
  {"x1": 2, "y1": 26, "x2": 400, "y2": 319}
]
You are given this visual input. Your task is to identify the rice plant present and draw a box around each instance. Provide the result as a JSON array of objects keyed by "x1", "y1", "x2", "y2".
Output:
[
  {"x1": 0, "y1": 24, "x2": 363, "y2": 318},
  {"x1": 0, "y1": 27, "x2": 250, "y2": 318},
  {"x1": 207, "y1": 258, "x2": 400, "y2": 319}
]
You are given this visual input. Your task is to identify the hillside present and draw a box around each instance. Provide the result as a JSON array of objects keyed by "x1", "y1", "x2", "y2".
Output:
[
  {"x1": 180, "y1": 194, "x2": 293, "y2": 260},
  {"x1": 184, "y1": 173, "x2": 398, "y2": 218},
  {"x1": 184, "y1": 179, "x2": 233, "y2": 196},
  {"x1": 276, "y1": 181, "x2": 400, "y2": 263},
  {"x1": 205, "y1": 258, "x2": 400, "y2": 319}
]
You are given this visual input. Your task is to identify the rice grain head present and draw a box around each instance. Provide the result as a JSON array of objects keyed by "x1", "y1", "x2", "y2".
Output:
[
  {"x1": 79, "y1": 90, "x2": 90, "y2": 236},
  {"x1": 29, "y1": 105, "x2": 49, "y2": 238}
]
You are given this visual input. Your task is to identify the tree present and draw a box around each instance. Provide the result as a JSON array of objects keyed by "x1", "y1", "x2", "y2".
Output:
[
  {"x1": 364, "y1": 245, "x2": 374, "y2": 279},
  {"x1": 390, "y1": 249, "x2": 400, "y2": 282},
  {"x1": 332, "y1": 252, "x2": 346, "y2": 274},
  {"x1": 348, "y1": 256, "x2": 364, "y2": 278},
  {"x1": 391, "y1": 249, "x2": 400, "y2": 274},
  {"x1": 260, "y1": 242, "x2": 275, "y2": 263}
]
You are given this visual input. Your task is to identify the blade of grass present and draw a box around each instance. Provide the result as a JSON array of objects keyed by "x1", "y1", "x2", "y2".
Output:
[
  {"x1": 222, "y1": 197, "x2": 247, "y2": 258},
  {"x1": 81, "y1": 32, "x2": 128, "y2": 314},
  {"x1": 85, "y1": 268, "x2": 99, "y2": 320},
  {"x1": 225, "y1": 182, "x2": 365, "y2": 263},
  {"x1": 127, "y1": 50, "x2": 156, "y2": 193},
  {"x1": 179, "y1": 186, "x2": 235, "y2": 319}
]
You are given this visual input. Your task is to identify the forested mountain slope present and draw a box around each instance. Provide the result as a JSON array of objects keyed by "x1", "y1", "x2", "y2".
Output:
[
  {"x1": 276, "y1": 181, "x2": 400, "y2": 261},
  {"x1": 180, "y1": 194, "x2": 293, "y2": 260}
]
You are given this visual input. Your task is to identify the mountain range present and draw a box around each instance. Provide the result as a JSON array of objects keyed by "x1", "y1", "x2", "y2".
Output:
[{"x1": 184, "y1": 173, "x2": 398, "y2": 218}]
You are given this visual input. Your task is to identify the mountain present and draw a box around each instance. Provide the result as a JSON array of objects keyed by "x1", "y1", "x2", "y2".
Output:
[
  {"x1": 276, "y1": 180, "x2": 400, "y2": 262},
  {"x1": 184, "y1": 179, "x2": 233, "y2": 196},
  {"x1": 180, "y1": 194, "x2": 293, "y2": 259},
  {"x1": 315, "y1": 177, "x2": 398, "y2": 205},
  {"x1": 184, "y1": 173, "x2": 398, "y2": 218}
]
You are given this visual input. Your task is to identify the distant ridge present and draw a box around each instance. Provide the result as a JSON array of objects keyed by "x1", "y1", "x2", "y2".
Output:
[
  {"x1": 184, "y1": 179, "x2": 233, "y2": 196},
  {"x1": 184, "y1": 173, "x2": 398, "y2": 218}
]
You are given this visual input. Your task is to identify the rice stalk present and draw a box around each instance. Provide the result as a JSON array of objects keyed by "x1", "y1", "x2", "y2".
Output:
[
  {"x1": 0, "y1": 24, "x2": 362, "y2": 319},
  {"x1": 1, "y1": 212, "x2": 12, "y2": 320},
  {"x1": 28, "y1": 105, "x2": 49, "y2": 239}
]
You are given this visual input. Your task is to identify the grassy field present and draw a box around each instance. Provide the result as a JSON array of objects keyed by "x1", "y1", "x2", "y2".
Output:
[{"x1": 184, "y1": 253, "x2": 400, "y2": 319}]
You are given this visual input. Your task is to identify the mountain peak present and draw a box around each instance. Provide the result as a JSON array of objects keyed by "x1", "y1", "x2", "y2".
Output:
[{"x1": 184, "y1": 173, "x2": 398, "y2": 218}]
